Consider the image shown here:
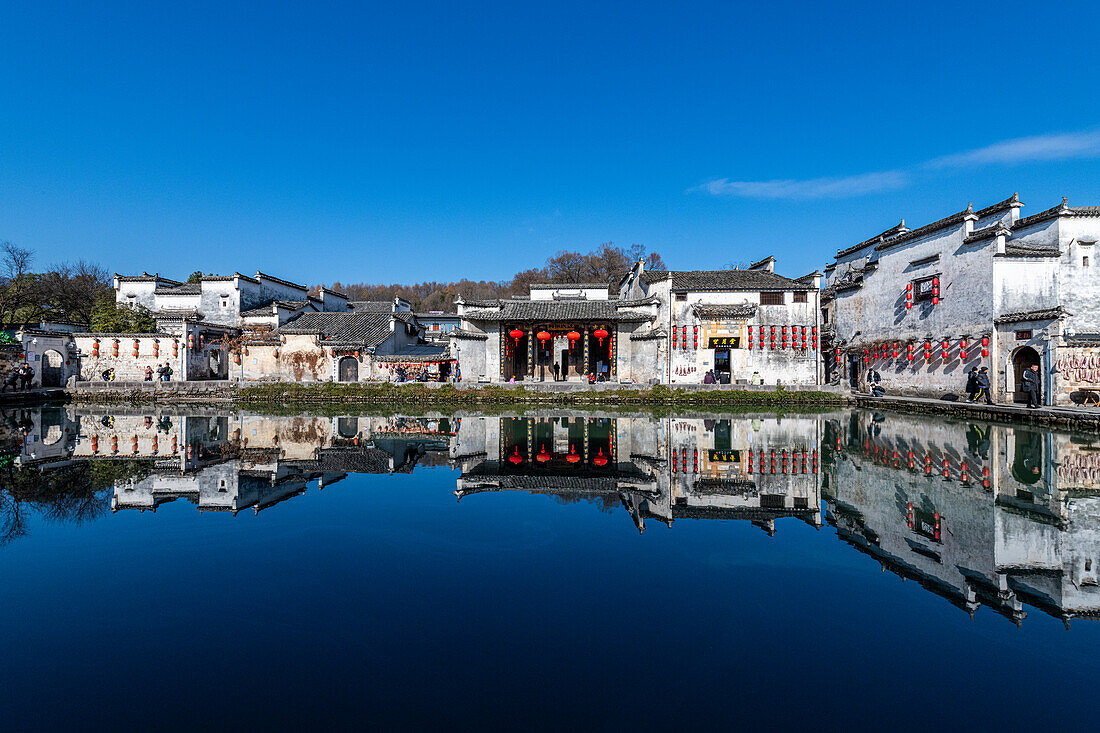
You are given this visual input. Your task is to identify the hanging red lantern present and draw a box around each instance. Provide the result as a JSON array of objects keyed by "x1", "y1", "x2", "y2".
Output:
[
  {"x1": 566, "y1": 330, "x2": 581, "y2": 348},
  {"x1": 536, "y1": 330, "x2": 551, "y2": 343},
  {"x1": 932, "y1": 277, "x2": 940, "y2": 305},
  {"x1": 594, "y1": 327, "x2": 609, "y2": 345},
  {"x1": 509, "y1": 328, "x2": 524, "y2": 345},
  {"x1": 834, "y1": 348, "x2": 841, "y2": 358},
  {"x1": 92, "y1": 340, "x2": 100, "y2": 357},
  {"x1": 906, "y1": 283, "x2": 913, "y2": 309},
  {"x1": 508, "y1": 447, "x2": 524, "y2": 464},
  {"x1": 566, "y1": 446, "x2": 580, "y2": 464},
  {"x1": 536, "y1": 445, "x2": 551, "y2": 463},
  {"x1": 593, "y1": 448, "x2": 609, "y2": 467},
  {"x1": 892, "y1": 341, "x2": 899, "y2": 358}
]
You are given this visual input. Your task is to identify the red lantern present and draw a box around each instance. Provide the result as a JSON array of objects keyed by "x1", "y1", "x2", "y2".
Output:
[
  {"x1": 566, "y1": 330, "x2": 581, "y2": 348},
  {"x1": 594, "y1": 327, "x2": 609, "y2": 345},
  {"x1": 112, "y1": 340, "x2": 119, "y2": 357},
  {"x1": 566, "y1": 446, "x2": 580, "y2": 464},
  {"x1": 593, "y1": 448, "x2": 609, "y2": 467},
  {"x1": 92, "y1": 340, "x2": 100, "y2": 357},
  {"x1": 536, "y1": 330, "x2": 551, "y2": 343},
  {"x1": 509, "y1": 328, "x2": 524, "y2": 345},
  {"x1": 153, "y1": 341, "x2": 160, "y2": 357},
  {"x1": 906, "y1": 283, "x2": 913, "y2": 309},
  {"x1": 508, "y1": 447, "x2": 523, "y2": 465},
  {"x1": 892, "y1": 341, "x2": 899, "y2": 359},
  {"x1": 536, "y1": 445, "x2": 551, "y2": 463}
]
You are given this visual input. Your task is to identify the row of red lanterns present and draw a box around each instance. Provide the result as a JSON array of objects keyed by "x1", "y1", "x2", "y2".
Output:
[
  {"x1": 842, "y1": 337, "x2": 991, "y2": 363},
  {"x1": 91, "y1": 338, "x2": 179, "y2": 358},
  {"x1": 508, "y1": 328, "x2": 609, "y2": 347},
  {"x1": 746, "y1": 325, "x2": 818, "y2": 350},
  {"x1": 855, "y1": 441, "x2": 992, "y2": 490},
  {"x1": 507, "y1": 444, "x2": 608, "y2": 466}
]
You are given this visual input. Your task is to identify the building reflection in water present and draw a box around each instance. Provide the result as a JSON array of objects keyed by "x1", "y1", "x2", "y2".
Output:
[
  {"x1": 825, "y1": 410, "x2": 1100, "y2": 627},
  {"x1": 454, "y1": 415, "x2": 822, "y2": 535},
  {"x1": 4, "y1": 405, "x2": 1100, "y2": 625}
]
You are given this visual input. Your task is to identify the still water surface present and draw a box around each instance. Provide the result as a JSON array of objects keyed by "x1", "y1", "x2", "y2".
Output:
[{"x1": 3, "y1": 405, "x2": 1100, "y2": 730}]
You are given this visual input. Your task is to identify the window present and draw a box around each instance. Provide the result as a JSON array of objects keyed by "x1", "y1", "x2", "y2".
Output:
[
  {"x1": 913, "y1": 275, "x2": 937, "y2": 302},
  {"x1": 760, "y1": 292, "x2": 784, "y2": 306},
  {"x1": 674, "y1": 293, "x2": 687, "y2": 302},
  {"x1": 1084, "y1": 256, "x2": 1090, "y2": 267},
  {"x1": 793, "y1": 291, "x2": 808, "y2": 303}
]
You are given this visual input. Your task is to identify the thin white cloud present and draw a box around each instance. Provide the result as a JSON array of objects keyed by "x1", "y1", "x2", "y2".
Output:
[
  {"x1": 699, "y1": 129, "x2": 1100, "y2": 200},
  {"x1": 698, "y1": 170, "x2": 908, "y2": 200},
  {"x1": 925, "y1": 130, "x2": 1100, "y2": 169}
]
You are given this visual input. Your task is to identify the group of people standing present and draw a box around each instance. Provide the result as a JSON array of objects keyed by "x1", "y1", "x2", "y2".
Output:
[
  {"x1": 964, "y1": 367, "x2": 994, "y2": 404},
  {"x1": 144, "y1": 363, "x2": 174, "y2": 381},
  {"x1": 2, "y1": 363, "x2": 35, "y2": 392}
]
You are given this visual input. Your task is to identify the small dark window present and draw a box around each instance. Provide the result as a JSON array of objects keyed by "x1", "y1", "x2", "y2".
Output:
[
  {"x1": 760, "y1": 494, "x2": 785, "y2": 508},
  {"x1": 674, "y1": 293, "x2": 687, "y2": 302},
  {"x1": 760, "y1": 292, "x2": 784, "y2": 306},
  {"x1": 1083, "y1": 256, "x2": 1090, "y2": 267},
  {"x1": 793, "y1": 291, "x2": 808, "y2": 303}
]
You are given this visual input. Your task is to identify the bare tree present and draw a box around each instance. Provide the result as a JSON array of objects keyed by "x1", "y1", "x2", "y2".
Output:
[{"x1": 0, "y1": 242, "x2": 37, "y2": 328}]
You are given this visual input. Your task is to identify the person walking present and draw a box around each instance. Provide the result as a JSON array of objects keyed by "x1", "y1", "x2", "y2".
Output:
[
  {"x1": 553, "y1": 362, "x2": 560, "y2": 381},
  {"x1": 975, "y1": 367, "x2": 993, "y2": 404},
  {"x1": 965, "y1": 367, "x2": 979, "y2": 402},
  {"x1": 703, "y1": 369, "x2": 715, "y2": 384},
  {"x1": 1022, "y1": 363, "x2": 1042, "y2": 408},
  {"x1": 144, "y1": 365, "x2": 154, "y2": 381}
]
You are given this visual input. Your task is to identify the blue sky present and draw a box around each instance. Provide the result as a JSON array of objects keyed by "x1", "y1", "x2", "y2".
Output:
[{"x1": 3, "y1": 0, "x2": 1100, "y2": 285}]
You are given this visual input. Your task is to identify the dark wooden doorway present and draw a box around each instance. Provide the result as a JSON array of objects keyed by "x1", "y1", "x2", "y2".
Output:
[{"x1": 1012, "y1": 347, "x2": 1041, "y2": 403}]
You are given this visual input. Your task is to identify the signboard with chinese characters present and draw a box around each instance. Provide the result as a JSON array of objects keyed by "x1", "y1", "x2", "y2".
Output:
[{"x1": 708, "y1": 337, "x2": 740, "y2": 348}]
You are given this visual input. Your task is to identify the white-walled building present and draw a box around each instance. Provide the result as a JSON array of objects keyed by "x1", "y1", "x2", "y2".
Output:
[
  {"x1": 825, "y1": 195, "x2": 1100, "y2": 405},
  {"x1": 618, "y1": 257, "x2": 822, "y2": 385}
]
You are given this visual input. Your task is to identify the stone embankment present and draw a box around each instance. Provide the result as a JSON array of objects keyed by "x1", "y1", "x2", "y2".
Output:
[{"x1": 66, "y1": 380, "x2": 238, "y2": 403}]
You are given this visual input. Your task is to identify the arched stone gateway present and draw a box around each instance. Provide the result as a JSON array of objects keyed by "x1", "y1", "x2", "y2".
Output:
[
  {"x1": 337, "y1": 356, "x2": 358, "y2": 382},
  {"x1": 41, "y1": 350, "x2": 64, "y2": 388},
  {"x1": 1012, "y1": 346, "x2": 1041, "y2": 403}
]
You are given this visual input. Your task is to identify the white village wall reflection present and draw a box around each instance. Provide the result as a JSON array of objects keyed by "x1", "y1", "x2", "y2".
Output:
[{"x1": 5, "y1": 406, "x2": 1100, "y2": 625}]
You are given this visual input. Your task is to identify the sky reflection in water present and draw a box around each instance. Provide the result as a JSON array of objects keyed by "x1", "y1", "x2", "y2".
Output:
[{"x1": 2, "y1": 405, "x2": 1100, "y2": 730}]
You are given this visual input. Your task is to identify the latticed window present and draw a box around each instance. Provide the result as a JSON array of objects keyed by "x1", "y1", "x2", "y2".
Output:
[
  {"x1": 760, "y1": 292, "x2": 784, "y2": 306},
  {"x1": 793, "y1": 291, "x2": 808, "y2": 303}
]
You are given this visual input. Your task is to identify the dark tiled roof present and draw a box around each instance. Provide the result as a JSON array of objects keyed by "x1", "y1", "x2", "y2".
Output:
[
  {"x1": 874, "y1": 205, "x2": 976, "y2": 252},
  {"x1": 999, "y1": 243, "x2": 1061, "y2": 257},
  {"x1": 278, "y1": 312, "x2": 392, "y2": 347},
  {"x1": 117, "y1": 273, "x2": 181, "y2": 285},
  {"x1": 241, "y1": 300, "x2": 314, "y2": 317},
  {"x1": 392, "y1": 311, "x2": 416, "y2": 324},
  {"x1": 155, "y1": 282, "x2": 202, "y2": 295},
  {"x1": 254, "y1": 271, "x2": 307, "y2": 291},
  {"x1": 1012, "y1": 198, "x2": 1100, "y2": 230},
  {"x1": 630, "y1": 329, "x2": 667, "y2": 341},
  {"x1": 415, "y1": 312, "x2": 460, "y2": 319},
  {"x1": 450, "y1": 328, "x2": 488, "y2": 340},
  {"x1": 692, "y1": 303, "x2": 758, "y2": 319},
  {"x1": 529, "y1": 282, "x2": 610, "y2": 290},
  {"x1": 994, "y1": 307, "x2": 1069, "y2": 324},
  {"x1": 836, "y1": 221, "x2": 908, "y2": 258},
  {"x1": 963, "y1": 224, "x2": 1010, "y2": 244},
  {"x1": 348, "y1": 301, "x2": 394, "y2": 313},
  {"x1": 461, "y1": 299, "x2": 656, "y2": 323},
  {"x1": 974, "y1": 192, "x2": 1022, "y2": 219},
  {"x1": 641, "y1": 269, "x2": 812, "y2": 291},
  {"x1": 384, "y1": 344, "x2": 451, "y2": 362}
]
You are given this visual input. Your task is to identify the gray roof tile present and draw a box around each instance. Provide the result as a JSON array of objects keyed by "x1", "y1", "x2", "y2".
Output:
[
  {"x1": 278, "y1": 312, "x2": 393, "y2": 346},
  {"x1": 641, "y1": 269, "x2": 811, "y2": 291}
]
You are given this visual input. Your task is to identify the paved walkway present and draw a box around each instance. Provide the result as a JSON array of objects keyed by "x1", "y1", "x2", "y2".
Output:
[{"x1": 852, "y1": 393, "x2": 1100, "y2": 430}]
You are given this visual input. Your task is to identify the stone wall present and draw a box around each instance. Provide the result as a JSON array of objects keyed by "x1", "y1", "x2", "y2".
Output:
[{"x1": 73, "y1": 334, "x2": 183, "y2": 382}]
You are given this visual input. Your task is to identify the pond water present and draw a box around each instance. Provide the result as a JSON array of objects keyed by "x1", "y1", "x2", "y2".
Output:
[{"x1": 3, "y1": 405, "x2": 1100, "y2": 730}]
